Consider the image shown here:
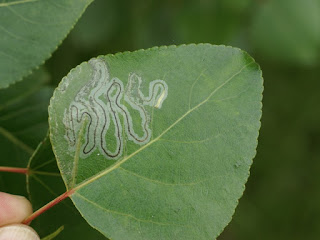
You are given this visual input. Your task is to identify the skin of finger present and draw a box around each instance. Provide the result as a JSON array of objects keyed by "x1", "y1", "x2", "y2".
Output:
[
  {"x1": 0, "y1": 224, "x2": 40, "y2": 240},
  {"x1": 0, "y1": 192, "x2": 33, "y2": 226}
]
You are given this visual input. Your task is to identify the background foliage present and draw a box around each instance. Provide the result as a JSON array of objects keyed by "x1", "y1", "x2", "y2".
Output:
[{"x1": 1, "y1": 0, "x2": 319, "y2": 239}]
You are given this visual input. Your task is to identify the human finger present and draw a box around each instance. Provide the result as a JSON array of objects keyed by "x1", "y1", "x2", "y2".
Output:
[
  {"x1": 0, "y1": 224, "x2": 39, "y2": 240},
  {"x1": 0, "y1": 192, "x2": 33, "y2": 226}
]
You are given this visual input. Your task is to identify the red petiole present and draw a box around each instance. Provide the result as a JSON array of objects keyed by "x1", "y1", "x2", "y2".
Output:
[
  {"x1": 22, "y1": 189, "x2": 75, "y2": 224},
  {"x1": 0, "y1": 165, "x2": 73, "y2": 224},
  {"x1": 0, "y1": 166, "x2": 29, "y2": 174}
]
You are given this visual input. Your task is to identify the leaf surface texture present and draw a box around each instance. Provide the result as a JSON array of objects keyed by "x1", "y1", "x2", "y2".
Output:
[{"x1": 49, "y1": 44, "x2": 263, "y2": 240}]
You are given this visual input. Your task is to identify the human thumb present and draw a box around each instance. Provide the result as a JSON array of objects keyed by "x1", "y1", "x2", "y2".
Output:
[
  {"x1": 0, "y1": 192, "x2": 39, "y2": 240},
  {"x1": 0, "y1": 224, "x2": 40, "y2": 240}
]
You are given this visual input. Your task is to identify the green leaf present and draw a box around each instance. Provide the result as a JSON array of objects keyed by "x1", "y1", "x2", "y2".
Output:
[
  {"x1": 0, "y1": 0, "x2": 93, "y2": 88},
  {"x1": 27, "y1": 134, "x2": 107, "y2": 239},
  {"x1": 49, "y1": 44, "x2": 263, "y2": 239},
  {"x1": 0, "y1": 67, "x2": 49, "y2": 111},
  {"x1": 251, "y1": 0, "x2": 320, "y2": 66},
  {"x1": 0, "y1": 69, "x2": 52, "y2": 195}
]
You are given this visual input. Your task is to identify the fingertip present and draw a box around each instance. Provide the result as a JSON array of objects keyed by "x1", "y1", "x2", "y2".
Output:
[{"x1": 0, "y1": 192, "x2": 33, "y2": 226}]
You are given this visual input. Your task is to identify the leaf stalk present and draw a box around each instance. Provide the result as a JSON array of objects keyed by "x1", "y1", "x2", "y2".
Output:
[
  {"x1": 22, "y1": 189, "x2": 75, "y2": 225},
  {"x1": 0, "y1": 166, "x2": 29, "y2": 174}
]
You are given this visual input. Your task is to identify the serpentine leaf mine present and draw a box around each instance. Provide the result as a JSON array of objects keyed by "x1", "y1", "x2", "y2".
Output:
[{"x1": 63, "y1": 59, "x2": 168, "y2": 160}]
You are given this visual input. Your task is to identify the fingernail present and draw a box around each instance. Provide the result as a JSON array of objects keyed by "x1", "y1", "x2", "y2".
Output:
[{"x1": 0, "y1": 224, "x2": 40, "y2": 240}]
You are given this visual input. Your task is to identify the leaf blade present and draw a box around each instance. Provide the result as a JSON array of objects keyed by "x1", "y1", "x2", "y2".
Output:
[
  {"x1": 49, "y1": 44, "x2": 263, "y2": 239},
  {"x1": 0, "y1": 0, "x2": 93, "y2": 88}
]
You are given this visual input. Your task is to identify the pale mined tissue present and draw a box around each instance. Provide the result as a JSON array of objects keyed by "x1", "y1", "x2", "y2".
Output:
[{"x1": 63, "y1": 58, "x2": 168, "y2": 160}]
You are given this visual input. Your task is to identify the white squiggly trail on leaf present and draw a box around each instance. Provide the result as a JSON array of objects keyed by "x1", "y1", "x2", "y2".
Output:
[{"x1": 63, "y1": 58, "x2": 168, "y2": 160}]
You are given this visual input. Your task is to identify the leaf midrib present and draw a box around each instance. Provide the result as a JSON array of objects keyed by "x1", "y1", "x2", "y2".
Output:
[{"x1": 72, "y1": 61, "x2": 254, "y2": 193}]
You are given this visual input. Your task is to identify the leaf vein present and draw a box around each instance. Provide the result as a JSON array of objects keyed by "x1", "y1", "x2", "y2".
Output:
[
  {"x1": 0, "y1": 103, "x2": 48, "y2": 120},
  {"x1": 159, "y1": 134, "x2": 220, "y2": 144},
  {"x1": 119, "y1": 167, "x2": 202, "y2": 186},
  {"x1": 74, "y1": 192, "x2": 185, "y2": 226},
  {"x1": 188, "y1": 69, "x2": 207, "y2": 109},
  {"x1": 31, "y1": 174, "x2": 59, "y2": 197},
  {"x1": 31, "y1": 158, "x2": 56, "y2": 171},
  {"x1": 0, "y1": 23, "x2": 24, "y2": 40},
  {"x1": 0, "y1": 126, "x2": 34, "y2": 154},
  {"x1": 30, "y1": 170, "x2": 61, "y2": 177},
  {"x1": 0, "y1": 0, "x2": 39, "y2": 8},
  {"x1": 0, "y1": 50, "x2": 18, "y2": 62}
]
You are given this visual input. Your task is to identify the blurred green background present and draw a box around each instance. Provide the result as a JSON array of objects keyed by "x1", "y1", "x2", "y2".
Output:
[{"x1": 44, "y1": 0, "x2": 320, "y2": 239}]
